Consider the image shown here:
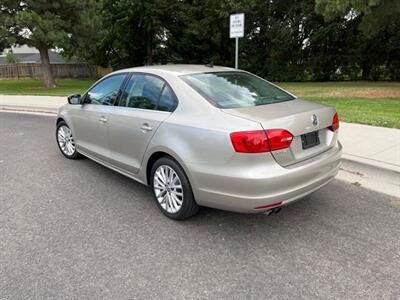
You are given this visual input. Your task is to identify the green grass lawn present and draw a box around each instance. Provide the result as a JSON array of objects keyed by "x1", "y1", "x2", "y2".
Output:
[
  {"x1": 0, "y1": 79, "x2": 399, "y2": 128},
  {"x1": 0, "y1": 79, "x2": 95, "y2": 96},
  {"x1": 277, "y1": 81, "x2": 400, "y2": 128}
]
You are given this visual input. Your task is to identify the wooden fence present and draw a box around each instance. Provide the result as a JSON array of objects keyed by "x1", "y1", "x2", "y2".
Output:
[{"x1": 0, "y1": 63, "x2": 98, "y2": 79}]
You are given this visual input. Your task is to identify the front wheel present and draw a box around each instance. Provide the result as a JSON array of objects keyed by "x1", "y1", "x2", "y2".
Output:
[
  {"x1": 56, "y1": 121, "x2": 80, "y2": 159},
  {"x1": 151, "y1": 157, "x2": 199, "y2": 220}
]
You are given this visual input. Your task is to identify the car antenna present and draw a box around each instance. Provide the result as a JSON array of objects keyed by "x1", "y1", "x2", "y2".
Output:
[{"x1": 205, "y1": 61, "x2": 214, "y2": 68}]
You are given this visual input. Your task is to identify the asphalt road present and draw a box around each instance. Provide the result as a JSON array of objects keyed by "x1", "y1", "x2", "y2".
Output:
[{"x1": 1, "y1": 111, "x2": 399, "y2": 300}]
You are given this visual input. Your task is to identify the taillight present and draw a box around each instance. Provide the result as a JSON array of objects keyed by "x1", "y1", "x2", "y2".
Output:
[
  {"x1": 230, "y1": 129, "x2": 293, "y2": 153},
  {"x1": 265, "y1": 129, "x2": 293, "y2": 151},
  {"x1": 230, "y1": 130, "x2": 269, "y2": 153},
  {"x1": 329, "y1": 113, "x2": 339, "y2": 132}
]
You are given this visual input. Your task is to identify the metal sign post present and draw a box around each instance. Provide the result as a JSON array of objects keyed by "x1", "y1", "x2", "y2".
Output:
[
  {"x1": 235, "y1": 37, "x2": 239, "y2": 69},
  {"x1": 230, "y1": 13, "x2": 244, "y2": 69}
]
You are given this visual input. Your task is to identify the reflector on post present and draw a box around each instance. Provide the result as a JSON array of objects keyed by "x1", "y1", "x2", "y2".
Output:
[{"x1": 255, "y1": 201, "x2": 283, "y2": 210}]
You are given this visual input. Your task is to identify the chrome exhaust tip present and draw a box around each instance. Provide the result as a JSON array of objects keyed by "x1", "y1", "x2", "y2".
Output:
[
  {"x1": 264, "y1": 209, "x2": 274, "y2": 216},
  {"x1": 263, "y1": 207, "x2": 282, "y2": 216},
  {"x1": 273, "y1": 207, "x2": 282, "y2": 214}
]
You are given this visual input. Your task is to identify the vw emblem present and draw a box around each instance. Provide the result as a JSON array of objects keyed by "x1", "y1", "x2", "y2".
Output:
[{"x1": 311, "y1": 114, "x2": 318, "y2": 126}]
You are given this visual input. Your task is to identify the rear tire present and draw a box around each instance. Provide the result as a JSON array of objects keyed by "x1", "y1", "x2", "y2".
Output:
[
  {"x1": 151, "y1": 157, "x2": 199, "y2": 220},
  {"x1": 56, "y1": 121, "x2": 80, "y2": 159}
]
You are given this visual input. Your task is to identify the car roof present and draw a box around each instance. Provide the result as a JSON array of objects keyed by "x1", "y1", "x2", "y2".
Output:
[{"x1": 113, "y1": 64, "x2": 237, "y2": 76}]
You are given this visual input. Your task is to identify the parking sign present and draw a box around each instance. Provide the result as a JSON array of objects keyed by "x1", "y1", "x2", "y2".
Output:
[{"x1": 230, "y1": 13, "x2": 244, "y2": 38}]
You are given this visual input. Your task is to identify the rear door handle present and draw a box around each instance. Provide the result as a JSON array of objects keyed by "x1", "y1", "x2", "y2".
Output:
[
  {"x1": 140, "y1": 123, "x2": 153, "y2": 132},
  {"x1": 99, "y1": 116, "x2": 108, "y2": 123}
]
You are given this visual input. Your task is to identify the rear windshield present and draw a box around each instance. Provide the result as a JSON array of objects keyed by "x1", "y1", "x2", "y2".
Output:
[{"x1": 181, "y1": 71, "x2": 295, "y2": 108}]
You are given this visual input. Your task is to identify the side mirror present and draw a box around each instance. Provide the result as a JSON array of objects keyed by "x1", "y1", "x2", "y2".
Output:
[{"x1": 67, "y1": 94, "x2": 81, "y2": 105}]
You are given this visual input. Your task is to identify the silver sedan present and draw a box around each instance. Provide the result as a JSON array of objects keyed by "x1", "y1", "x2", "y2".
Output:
[{"x1": 56, "y1": 65, "x2": 341, "y2": 219}]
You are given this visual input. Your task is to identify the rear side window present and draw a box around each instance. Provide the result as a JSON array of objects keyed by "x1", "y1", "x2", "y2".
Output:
[
  {"x1": 119, "y1": 74, "x2": 177, "y2": 112},
  {"x1": 158, "y1": 85, "x2": 177, "y2": 112},
  {"x1": 181, "y1": 72, "x2": 295, "y2": 109}
]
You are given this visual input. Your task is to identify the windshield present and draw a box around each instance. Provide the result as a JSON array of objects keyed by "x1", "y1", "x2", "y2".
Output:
[{"x1": 181, "y1": 71, "x2": 295, "y2": 109}]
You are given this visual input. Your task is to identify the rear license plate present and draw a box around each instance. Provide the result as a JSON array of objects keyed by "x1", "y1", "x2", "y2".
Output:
[{"x1": 301, "y1": 131, "x2": 320, "y2": 149}]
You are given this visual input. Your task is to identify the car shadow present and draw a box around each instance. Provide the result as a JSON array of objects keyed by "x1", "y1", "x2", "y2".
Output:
[{"x1": 72, "y1": 152, "x2": 398, "y2": 244}]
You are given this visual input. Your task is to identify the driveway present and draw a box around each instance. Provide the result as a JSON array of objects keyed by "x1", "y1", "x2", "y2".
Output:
[{"x1": 1, "y1": 112, "x2": 399, "y2": 299}]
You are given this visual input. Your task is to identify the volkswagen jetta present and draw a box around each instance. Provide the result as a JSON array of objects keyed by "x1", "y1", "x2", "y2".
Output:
[{"x1": 56, "y1": 65, "x2": 341, "y2": 220}]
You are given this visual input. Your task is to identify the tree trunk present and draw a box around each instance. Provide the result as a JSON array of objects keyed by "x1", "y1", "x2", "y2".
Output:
[
  {"x1": 146, "y1": 43, "x2": 154, "y2": 65},
  {"x1": 39, "y1": 47, "x2": 56, "y2": 88},
  {"x1": 361, "y1": 63, "x2": 371, "y2": 80},
  {"x1": 146, "y1": 30, "x2": 154, "y2": 65}
]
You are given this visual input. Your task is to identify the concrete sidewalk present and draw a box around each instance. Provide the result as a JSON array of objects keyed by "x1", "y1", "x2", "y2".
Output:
[
  {"x1": 1, "y1": 94, "x2": 399, "y2": 173},
  {"x1": 0, "y1": 94, "x2": 65, "y2": 114},
  {"x1": 341, "y1": 123, "x2": 400, "y2": 173}
]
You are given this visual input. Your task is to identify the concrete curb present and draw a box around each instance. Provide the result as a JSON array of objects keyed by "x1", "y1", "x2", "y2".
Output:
[
  {"x1": 1, "y1": 105, "x2": 57, "y2": 115},
  {"x1": 338, "y1": 159, "x2": 399, "y2": 198},
  {"x1": 342, "y1": 154, "x2": 400, "y2": 174}
]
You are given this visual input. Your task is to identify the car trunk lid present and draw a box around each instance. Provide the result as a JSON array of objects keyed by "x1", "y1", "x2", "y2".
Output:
[{"x1": 223, "y1": 99, "x2": 338, "y2": 167}]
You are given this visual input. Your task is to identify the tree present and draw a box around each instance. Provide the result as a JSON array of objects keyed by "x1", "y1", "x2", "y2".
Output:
[
  {"x1": 94, "y1": 0, "x2": 178, "y2": 68},
  {"x1": 61, "y1": 0, "x2": 400, "y2": 81},
  {"x1": 239, "y1": 0, "x2": 313, "y2": 81},
  {"x1": 61, "y1": 0, "x2": 110, "y2": 67},
  {"x1": 5, "y1": 52, "x2": 20, "y2": 64},
  {"x1": 315, "y1": 0, "x2": 400, "y2": 80},
  {"x1": 162, "y1": 0, "x2": 236, "y2": 66},
  {"x1": 315, "y1": 0, "x2": 400, "y2": 35},
  {"x1": 0, "y1": 0, "x2": 88, "y2": 87}
]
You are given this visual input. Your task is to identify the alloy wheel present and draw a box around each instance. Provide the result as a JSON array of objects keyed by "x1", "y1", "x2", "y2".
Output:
[
  {"x1": 153, "y1": 165, "x2": 184, "y2": 214},
  {"x1": 57, "y1": 125, "x2": 76, "y2": 156}
]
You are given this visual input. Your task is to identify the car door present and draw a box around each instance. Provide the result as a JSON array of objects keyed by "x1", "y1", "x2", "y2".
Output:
[
  {"x1": 70, "y1": 73, "x2": 127, "y2": 162},
  {"x1": 107, "y1": 73, "x2": 177, "y2": 174}
]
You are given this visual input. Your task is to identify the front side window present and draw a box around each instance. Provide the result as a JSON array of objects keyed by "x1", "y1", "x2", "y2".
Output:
[
  {"x1": 86, "y1": 74, "x2": 126, "y2": 105},
  {"x1": 119, "y1": 74, "x2": 176, "y2": 112},
  {"x1": 181, "y1": 72, "x2": 295, "y2": 109}
]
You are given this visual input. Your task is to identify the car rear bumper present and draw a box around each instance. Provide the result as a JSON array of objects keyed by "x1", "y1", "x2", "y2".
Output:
[{"x1": 187, "y1": 142, "x2": 342, "y2": 213}]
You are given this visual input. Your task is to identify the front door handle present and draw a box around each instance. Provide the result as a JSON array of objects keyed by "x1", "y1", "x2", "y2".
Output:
[
  {"x1": 99, "y1": 116, "x2": 108, "y2": 123},
  {"x1": 140, "y1": 123, "x2": 153, "y2": 132}
]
